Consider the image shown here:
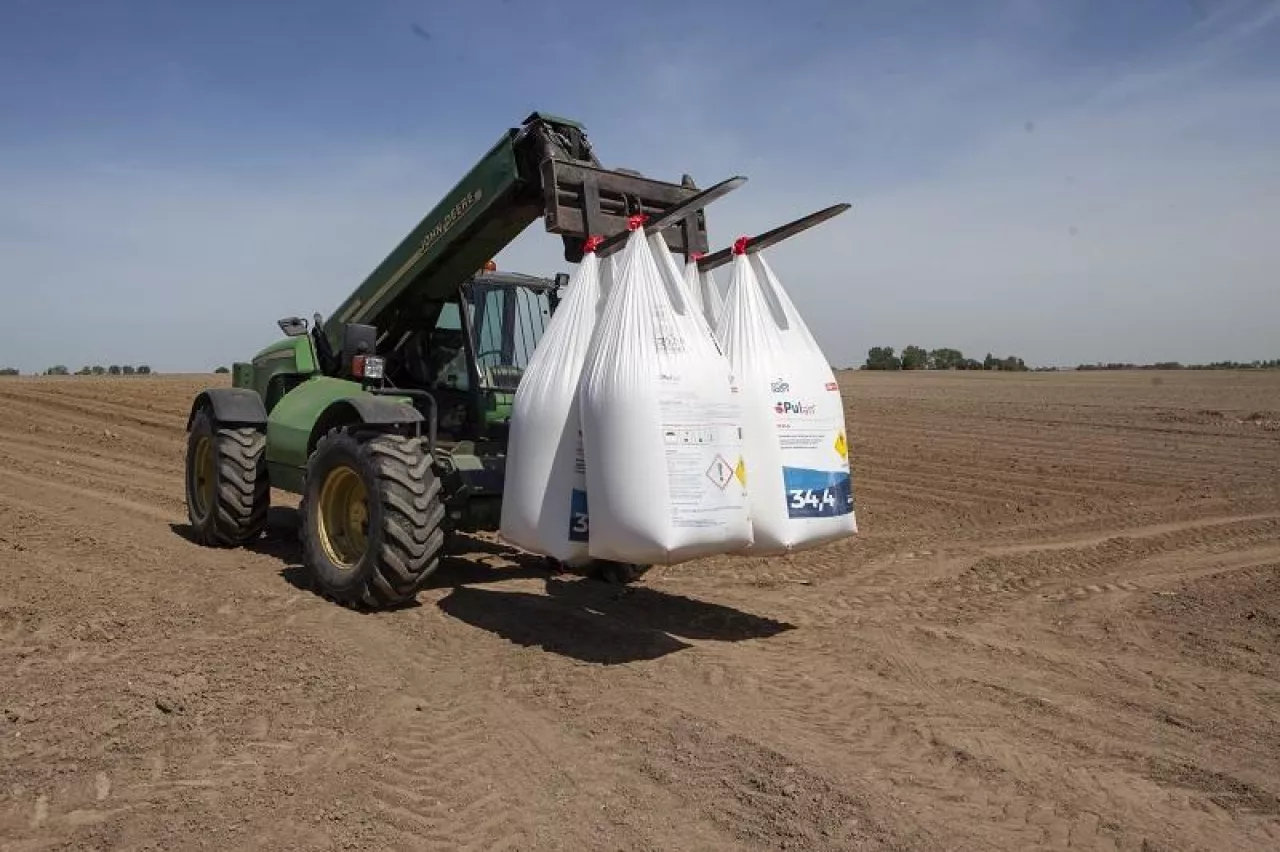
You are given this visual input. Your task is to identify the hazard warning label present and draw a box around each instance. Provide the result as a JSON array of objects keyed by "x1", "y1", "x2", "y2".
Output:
[{"x1": 706, "y1": 455, "x2": 734, "y2": 490}]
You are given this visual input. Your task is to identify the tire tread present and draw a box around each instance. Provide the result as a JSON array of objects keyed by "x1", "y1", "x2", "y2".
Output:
[
  {"x1": 301, "y1": 428, "x2": 445, "y2": 609},
  {"x1": 186, "y1": 409, "x2": 269, "y2": 547}
]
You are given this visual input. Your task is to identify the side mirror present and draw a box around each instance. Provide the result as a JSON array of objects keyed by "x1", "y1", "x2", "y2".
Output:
[{"x1": 278, "y1": 316, "x2": 309, "y2": 337}]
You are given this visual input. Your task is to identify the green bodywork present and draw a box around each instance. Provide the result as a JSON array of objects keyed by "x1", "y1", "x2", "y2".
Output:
[
  {"x1": 236, "y1": 336, "x2": 318, "y2": 408},
  {"x1": 231, "y1": 332, "x2": 414, "y2": 492},
  {"x1": 265, "y1": 377, "x2": 412, "y2": 492}
]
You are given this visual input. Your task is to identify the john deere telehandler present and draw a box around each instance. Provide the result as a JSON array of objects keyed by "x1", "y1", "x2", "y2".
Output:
[{"x1": 182, "y1": 111, "x2": 847, "y2": 609}]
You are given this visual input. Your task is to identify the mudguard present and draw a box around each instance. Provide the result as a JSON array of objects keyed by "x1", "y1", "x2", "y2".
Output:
[
  {"x1": 188, "y1": 388, "x2": 268, "y2": 430},
  {"x1": 306, "y1": 394, "x2": 424, "y2": 455}
]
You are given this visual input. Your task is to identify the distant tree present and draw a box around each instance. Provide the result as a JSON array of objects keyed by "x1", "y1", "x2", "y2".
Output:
[
  {"x1": 122, "y1": 365, "x2": 136, "y2": 375},
  {"x1": 0, "y1": 368, "x2": 18, "y2": 376},
  {"x1": 983, "y1": 352, "x2": 997, "y2": 371},
  {"x1": 45, "y1": 365, "x2": 69, "y2": 375},
  {"x1": 999, "y1": 355, "x2": 1028, "y2": 372},
  {"x1": 76, "y1": 366, "x2": 93, "y2": 375},
  {"x1": 108, "y1": 365, "x2": 121, "y2": 375},
  {"x1": 900, "y1": 345, "x2": 928, "y2": 370},
  {"x1": 92, "y1": 365, "x2": 106, "y2": 375},
  {"x1": 214, "y1": 365, "x2": 230, "y2": 374},
  {"x1": 864, "y1": 346, "x2": 901, "y2": 371},
  {"x1": 137, "y1": 365, "x2": 152, "y2": 375},
  {"x1": 929, "y1": 347, "x2": 965, "y2": 370}
]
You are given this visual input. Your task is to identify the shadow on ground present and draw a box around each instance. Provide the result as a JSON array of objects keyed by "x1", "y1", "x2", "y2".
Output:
[
  {"x1": 170, "y1": 506, "x2": 549, "y2": 593},
  {"x1": 436, "y1": 579, "x2": 795, "y2": 665},
  {"x1": 172, "y1": 506, "x2": 796, "y2": 663}
]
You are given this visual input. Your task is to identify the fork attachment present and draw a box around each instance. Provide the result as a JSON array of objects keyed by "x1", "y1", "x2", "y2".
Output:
[{"x1": 696, "y1": 202, "x2": 851, "y2": 272}]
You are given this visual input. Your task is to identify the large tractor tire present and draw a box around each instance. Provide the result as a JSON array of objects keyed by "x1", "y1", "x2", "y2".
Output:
[
  {"x1": 184, "y1": 407, "x2": 270, "y2": 546},
  {"x1": 299, "y1": 428, "x2": 445, "y2": 609}
]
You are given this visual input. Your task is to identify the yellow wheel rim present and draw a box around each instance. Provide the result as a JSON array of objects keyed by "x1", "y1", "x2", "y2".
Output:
[
  {"x1": 317, "y1": 465, "x2": 369, "y2": 570},
  {"x1": 192, "y1": 436, "x2": 214, "y2": 517}
]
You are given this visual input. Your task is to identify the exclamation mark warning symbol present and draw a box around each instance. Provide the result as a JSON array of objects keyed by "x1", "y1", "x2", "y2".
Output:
[{"x1": 706, "y1": 455, "x2": 734, "y2": 490}]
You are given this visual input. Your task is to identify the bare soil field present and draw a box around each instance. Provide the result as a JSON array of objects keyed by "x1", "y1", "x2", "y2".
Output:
[{"x1": 1, "y1": 369, "x2": 1278, "y2": 851}]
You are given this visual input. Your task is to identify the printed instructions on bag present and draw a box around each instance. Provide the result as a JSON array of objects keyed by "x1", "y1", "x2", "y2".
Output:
[{"x1": 658, "y1": 380, "x2": 746, "y2": 529}]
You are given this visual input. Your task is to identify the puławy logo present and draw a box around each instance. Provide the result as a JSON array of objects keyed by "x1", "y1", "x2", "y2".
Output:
[{"x1": 774, "y1": 399, "x2": 817, "y2": 416}]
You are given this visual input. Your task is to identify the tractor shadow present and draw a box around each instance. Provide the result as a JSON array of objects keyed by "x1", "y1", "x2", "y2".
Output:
[
  {"x1": 169, "y1": 506, "x2": 550, "y2": 609},
  {"x1": 172, "y1": 507, "x2": 796, "y2": 663},
  {"x1": 435, "y1": 579, "x2": 795, "y2": 665}
]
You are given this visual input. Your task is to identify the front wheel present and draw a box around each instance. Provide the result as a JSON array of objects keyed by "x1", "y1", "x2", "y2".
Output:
[
  {"x1": 184, "y1": 407, "x2": 269, "y2": 546},
  {"x1": 299, "y1": 428, "x2": 445, "y2": 608}
]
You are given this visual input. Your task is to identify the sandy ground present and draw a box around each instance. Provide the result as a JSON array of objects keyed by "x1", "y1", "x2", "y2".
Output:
[{"x1": 0, "y1": 369, "x2": 1278, "y2": 851}]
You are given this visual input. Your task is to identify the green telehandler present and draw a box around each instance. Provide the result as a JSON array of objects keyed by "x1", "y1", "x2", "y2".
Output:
[{"x1": 182, "y1": 111, "x2": 847, "y2": 609}]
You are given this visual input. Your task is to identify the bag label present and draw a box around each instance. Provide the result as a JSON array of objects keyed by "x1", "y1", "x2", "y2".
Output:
[
  {"x1": 782, "y1": 466, "x2": 854, "y2": 519},
  {"x1": 568, "y1": 488, "x2": 589, "y2": 542},
  {"x1": 659, "y1": 387, "x2": 747, "y2": 530},
  {"x1": 567, "y1": 428, "x2": 589, "y2": 541}
]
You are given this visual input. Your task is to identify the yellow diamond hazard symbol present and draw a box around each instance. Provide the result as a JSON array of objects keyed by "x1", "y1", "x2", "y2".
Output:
[
  {"x1": 834, "y1": 432, "x2": 848, "y2": 459},
  {"x1": 735, "y1": 457, "x2": 747, "y2": 486}
]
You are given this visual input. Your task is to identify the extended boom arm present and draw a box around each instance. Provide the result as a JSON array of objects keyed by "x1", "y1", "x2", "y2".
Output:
[{"x1": 321, "y1": 112, "x2": 742, "y2": 354}]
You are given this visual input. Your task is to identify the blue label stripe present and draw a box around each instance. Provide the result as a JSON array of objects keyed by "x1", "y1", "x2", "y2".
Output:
[
  {"x1": 781, "y1": 466, "x2": 855, "y2": 519},
  {"x1": 567, "y1": 488, "x2": 589, "y2": 542}
]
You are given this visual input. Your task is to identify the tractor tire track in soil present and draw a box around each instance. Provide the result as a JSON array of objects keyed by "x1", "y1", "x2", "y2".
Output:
[{"x1": 1, "y1": 371, "x2": 1278, "y2": 850}]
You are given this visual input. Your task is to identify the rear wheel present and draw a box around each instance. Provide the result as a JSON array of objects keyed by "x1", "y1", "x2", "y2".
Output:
[
  {"x1": 184, "y1": 407, "x2": 269, "y2": 546},
  {"x1": 299, "y1": 428, "x2": 445, "y2": 608}
]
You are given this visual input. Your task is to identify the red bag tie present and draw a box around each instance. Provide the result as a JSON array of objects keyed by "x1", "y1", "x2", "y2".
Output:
[
  {"x1": 732, "y1": 236, "x2": 750, "y2": 255},
  {"x1": 627, "y1": 213, "x2": 649, "y2": 231},
  {"x1": 583, "y1": 234, "x2": 603, "y2": 253}
]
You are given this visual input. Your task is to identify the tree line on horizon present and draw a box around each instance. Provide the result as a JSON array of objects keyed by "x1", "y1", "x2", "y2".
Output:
[
  {"x1": 0, "y1": 364, "x2": 153, "y2": 376},
  {"x1": 857, "y1": 346, "x2": 1280, "y2": 373},
  {"x1": 861, "y1": 346, "x2": 1029, "y2": 372},
  {"x1": 5, "y1": 353, "x2": 1279, "y2": 378},
  {"x1": 1074, "y1": 359, "x2": 1280, "y2": 371}
]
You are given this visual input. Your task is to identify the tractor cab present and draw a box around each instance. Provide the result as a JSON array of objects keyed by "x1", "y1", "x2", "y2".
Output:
[{"x1": 381, "y1": 262, "x2": 568, "y2": 444}]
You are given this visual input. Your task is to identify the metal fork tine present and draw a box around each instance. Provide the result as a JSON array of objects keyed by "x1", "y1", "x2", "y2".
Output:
[{"x1": 696, "y1": 202, "x2": 851, "y2": 273}]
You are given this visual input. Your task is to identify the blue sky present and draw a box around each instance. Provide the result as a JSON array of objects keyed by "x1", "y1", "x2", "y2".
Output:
[{"x1": 2, "y1": 0, "x2": 1278, "y2": 372}]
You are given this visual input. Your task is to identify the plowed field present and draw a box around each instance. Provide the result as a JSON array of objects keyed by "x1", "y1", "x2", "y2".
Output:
[{"x1": 2, "y1": 370, "x2": 1278, "y2": 851}]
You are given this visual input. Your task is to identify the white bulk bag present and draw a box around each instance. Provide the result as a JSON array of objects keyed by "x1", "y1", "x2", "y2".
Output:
[
  {"x1": 685, "y1": 257, "x2": 725, "y2": 332},
  {"x1": 499, "y1": 243, "x2": 604, "y2": 565},
  {"x1": 717, "y1": 244, "x2": 857, "y2": 554},
  {"x1": 599, "y1": 250, "x2": 619, "y2": 303},
  {"x1": 577, "y1": 222, "x2": 752, "y2": 564},
  {"x1": 649, "y1": 233, "x2": 721, "y2": 349}
]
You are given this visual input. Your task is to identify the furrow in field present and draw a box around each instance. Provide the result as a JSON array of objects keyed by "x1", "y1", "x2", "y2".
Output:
[{"x1": 0, "y1": 387, "x2": 186, "y2": 434}]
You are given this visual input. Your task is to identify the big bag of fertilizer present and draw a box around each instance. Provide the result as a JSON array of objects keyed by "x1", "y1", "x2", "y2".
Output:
[
  {"x1": 717, "y1": 240, "x2": 857, "y2": 554},
  {"x1": 577, "y1": 219, "x2": 752, "y2": 564},
  {"x1": 649, "y1": 233, "x2": 721, "y2": 349},
  {"x1": 685, "y1": 255, "x2": 725, "y2": 333},
  {"x1": 499, "y1": 238, "x2": 605, "y2": 565}
]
